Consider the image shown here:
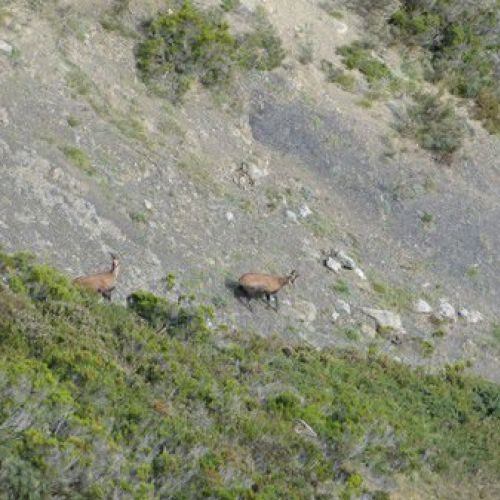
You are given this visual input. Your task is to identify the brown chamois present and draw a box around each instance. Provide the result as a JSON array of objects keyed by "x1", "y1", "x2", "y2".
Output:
[
  {"x1": 73, "y1": 253, "x2": 120, "y2": 301},
  {"x1": 237, "y1": 270, "x2": 298, "y2": 311}
]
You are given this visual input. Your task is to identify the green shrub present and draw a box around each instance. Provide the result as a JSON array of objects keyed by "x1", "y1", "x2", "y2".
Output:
[
  {"x1": 474, "y1": 88, "x2": 500, "y2": 134},
  {"x1": 336, "y1": 41, "x2": 392, "y2": 83},
  {"x1": 397, "y1": 92, "x2": 465, "y2": 160},
  {"x1": 331, "y1": 279, "x2": 350, "y2": 295},
  {"x1": 389, "y1": 0, "x2": 499, "y2": 134},
  {"x1": 220, "y1": 0, "x2": 240, "y2": 12},
  {"x1": 61, "y1": 145, "x2": 95, "y2": 174},
  {"x1": 66, "y1": 115, "x2": 81, "y2": 127},
  {"x1": 136, "y1": 1, "x2": 237, "y2": 100},
  {"x1": 237, "y1": 7, "x2": 285, "y2": 71},
  {"x1": 136, "y1": 2, "x2": 284, "y2": 101},
  {"x1": 321, "y1": 59, "x2": 356, "y2": 91}
]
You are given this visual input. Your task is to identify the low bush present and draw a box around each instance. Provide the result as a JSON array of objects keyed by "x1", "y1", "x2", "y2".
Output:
[
  {"x1": 389, "y1": 0, "x2": 499, "y2": 134},
  {"x1": 136, "y1": 1, "x2": 285, "y2": 101},
  {"x1": 337, "y1": 41, "x2": 392, "y2": 84},
  {"x1": 321, "y1": 59, "x2": 356, "y2": 91},
  {"x1": 396, "y1": 91, "x2": 465, "y2": 160}
]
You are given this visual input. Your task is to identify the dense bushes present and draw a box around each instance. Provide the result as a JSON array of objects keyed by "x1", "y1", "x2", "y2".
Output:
[
  {"x1": 0, "y1": 251, "x2": 499, "y2": 497},
  {"x1": 136, "y1": 1, "x2": 284, "y2": 101},
  {"x1": 390, "y1": 0, "x2": 500, "y2": 133}
]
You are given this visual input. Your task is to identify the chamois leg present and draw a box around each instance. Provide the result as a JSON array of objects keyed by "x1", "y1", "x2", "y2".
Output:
[
  {"x1": 264, "y1": 293, "x2": 271, "y2": 309},
  {"x1": 100, "y1": 286, "x2": 115, "y2": 301},
  {"x1": 273, "y1": 294, "x2": 279, "y2": 312},
  {"x1": 236, "y1": 286, "x2": 254, "y2": 312}
]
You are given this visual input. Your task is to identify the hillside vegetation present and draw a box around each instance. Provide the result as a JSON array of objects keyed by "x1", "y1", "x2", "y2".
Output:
[
  {"x1": 1, "y1": 251, "x2": 499, "y2": 498},
  {"x1": 1, "y1": 0, "x2": 500, "y2": 497}
]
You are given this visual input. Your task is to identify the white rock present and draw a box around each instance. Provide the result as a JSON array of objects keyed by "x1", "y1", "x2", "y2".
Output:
[
  {"x1": 361, "y1": 323, "x2": 377, "y2": 339},
  {"x1": 354, "y1": 267, "x2": 367, "y2": 280},
  {"x1": 225, "y1": 211, "x2": 234, "y2": 222},
  {"x1": 332, "y1": 20, "x2": 348, "y2": 35},
  {"x1": 331, "y1": 310, "x2": 340, "y2": 323},
  {"x1": 469, "y1": 311, "x2": 483, "y2": 324},
  {"x1": 298, "y1": 204, "x2": 313, "y2": 219},
  {"x1": 247, "y1": 161, "x2": 269, "y2": 181},
  {"x1": 294, "y1": 419, "x2": 317, "y2": 438},
  {"x1": 460, "y1": 309, "x2": 483, "y2": 324},
  {"x1": 362, "y1": 308, "x2": 403, "y2": 332},
  {"x1": 325, "y1": 257, "x2": 342, "y2": 273},
  {"x1": 415, "y1": 299, "x2": 433, "y2": 314},
  {"x1": 0, "y1": 107, "x2": 9, "y2": 126},
  {"x1": 286, "y1": 210, "x2": 298, "y2": 223},
  {"x1": 0, "y1": 40, "x2": 13, "y2": 55},
  {"x1": 336, "y1": 299, "x2": 351, "y2": 315},
  {"x1": 144, "y1": 199, "x2": 153, "y2": 210},
  {"x1": 438, "y1": 299, "x2": 456, "y2": 321},
  {"x1": 335, "y1": 250, "x2": 356, "y2": 270}
]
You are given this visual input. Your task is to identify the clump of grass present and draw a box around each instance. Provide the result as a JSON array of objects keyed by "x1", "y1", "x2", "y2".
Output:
[
  {"x1": 331, "y1": 279, "x2": 350, "y2": 295},
  {"x1": 220, "y1": 0, "x2": 240, "y2": 12},
  {"x1": 319, "y1": 2, "x2": 344, "y2": 19},
  {"x1": 65, "y1": 67, "x2": 94, "y2": 96},
  {"x1": 297, "y1": 39, "x2": 314, "y2": 65},
  {"x1": 396, "y1": 91, "x2": 465, "y2": 160},
  {"x1": 492, "y1": 323, "x2": 500, "y2": 343},
  {"x1": 420, "y1": 339, "x2": 435, "y2": 358},
  {"x1": 66, "y1": 115, "x2": 81, "y2": 127},
  {"x1": 100, "y1": 0, "x2": 138, "y2": 37},
  {"x1": 420, "y1": 211, "x2": 433, "y2": 223},
  {"x1": 336, "y1": 41, "x2": 392, "y2": 84},
  {"x1": 465, "y1": 266, "x2": 479, "y2": 280},
  {"x1": 129, "y1": 211, "x2": 148, "y2": 224},
  {"x1": 344, "y1": 328, "x2": 360, "y2": 341},
  {"x1": 433, "y1": 328, "x2": 447, "y2": 338},
  {"x1": 237, "y1": 6, "x2": 285, "y2": 71},
  {"x1": 61, "y1": 145, "x2": 94, "y2": 174},
  {"x1": 371, "y1": 279, "x2": 414, "y2": 312},
  {"x1": 474, "y1": 88, "x2": 500, "y2": 134},
  {"x1": 164, "y1": 272, "x2": 176, "y2": 291},
  {"x1": 321, "y1": 60, "x2": 356, "y2": 91}
]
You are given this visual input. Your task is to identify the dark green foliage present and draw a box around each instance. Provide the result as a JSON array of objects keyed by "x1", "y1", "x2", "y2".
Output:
[
  {"x1": 60, "y1": 145, "x2": 95, "y2": 175},
  {"x1": 0, "y1": 250, "x2": 499, "y2": 497},
  {"x1": 336, "y1": 41, "x2": 392, "y2": 83},
  {"x1": 220, "y1": 0, "x2": 240, "y2": 12},
  {"x1": 136, "y1": 1, "x2": 237, "y2": 100},
  {"x1": 397, "y1": 91, "x2": 465, "y2": 160},
  {"x1": 390, "y1": 0, "x2": 500, "y2": 134},
  {"x1": 475, "y1": 88, "x2": 500, "y2": 134},
  {"x1": 136, "y1": 2, "x2": 284, "y2": 101}
]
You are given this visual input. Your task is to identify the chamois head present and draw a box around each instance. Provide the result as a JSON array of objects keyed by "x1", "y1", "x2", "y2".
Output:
[{"x1": 110, "y1": 253, "x2": 120, "y2": 272}]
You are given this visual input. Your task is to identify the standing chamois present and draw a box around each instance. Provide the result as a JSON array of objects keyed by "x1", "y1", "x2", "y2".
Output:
[
  {"x1": 73, "y1": 253, "x2": 120, "y2": 301},
  {"x1": 237, "y1": 270, "x2": 298, "y2": 311}
]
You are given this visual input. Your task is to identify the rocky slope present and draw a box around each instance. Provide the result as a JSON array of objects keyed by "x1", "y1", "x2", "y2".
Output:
[{"x1": 0, "y1": 0, "x2": 499, "y2": 383}]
